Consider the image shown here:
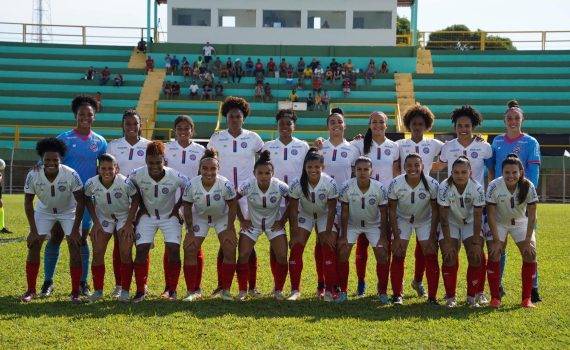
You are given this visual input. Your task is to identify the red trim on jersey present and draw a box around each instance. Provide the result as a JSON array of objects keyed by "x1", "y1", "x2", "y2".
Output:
[
  {"x1": 72, "y1": 129, "x2": 93, "y2": 141},
  {"x1": 504, "y1": 133, "x2": 524, "y2": 144}
]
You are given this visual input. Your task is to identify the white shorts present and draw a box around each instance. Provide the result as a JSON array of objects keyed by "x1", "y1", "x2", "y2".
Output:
[
  {"x1": 495, "y1": 223, "x2": 536, "y2": 244},
  {"x1": 438, "y1": 222, "x2": 474, "y2": 242},
  {"x1": 34, "y1": 210, "x2": 75, "y2": 237},
  {"x1": 135, "y1": 215, "x2": 182, "y2": 245},
  {"x1": 347, "y1": 226, "x2": 380, "y2": 246},
  {"x1": 395, "y1": 219, "x2": 431, "y2": 241},
  {"x1": 98, "y1": 214, "x2": 128, "y2": 234},
  {"x1": 241, "y1": 226, "x2": 285, "y2": 242},
  {"x1": 297, "y1": 212, "x2": 338, "y2": 234},
  {"x1": 191, "y1": 214, "x2": 229, "y2": 238}
]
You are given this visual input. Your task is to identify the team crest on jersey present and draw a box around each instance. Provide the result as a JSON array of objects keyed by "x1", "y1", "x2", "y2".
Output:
[
  {"x1": 89, "y1": 143, "x2": 98, "y2": 152},
  {"x1": 137, "y1": 150, "x2": 144, "y2": 156},
  {"x1": 423, "y1": 147, "x2": 430, "y2": 154},
  {"x1": 135, "y1": 233, "x2": 141, "y2": 241},
  {"x1": 114, "y1": 192, "x2": 123, "y2": 199},
  {"x1": 471, "y1": 151, "x2": 479, "y2": 159},
  {"x1": 298, "y1": 217, "x2": 306, "y2": 223},
  {"x1": 189, "y1": 154, "x2": 196, "y2": 161},
  {"x1": 291, "y1": 149, "x2": 299, "y2": 155},
  {"x1": 162, "y1": 187, "x2": 169, "y2": 194},
  {"x1": 340, "y1": 151, "x2": 347, "y2": 158},
  {"x1": 213, "y1": 193, "x2": 221, "y2": 201},
  {"x1": 384, "y1": 149, "x2": 391, "y2": 156},
  {"x1": 102, "y1": 220, "x2": 109, "y2": 227},
  {"x1": 193, "y1": 224, "x2": 200, "y2": 232},
  {"x1": 58, "y1": 185, "x2": 66, "y2": 192},
  {"x1": 418, "y1": 192, "x2": 427, "y2": 200},
  {"x1": 368, "y1": 198, "x2": 376, "y2": 205},
  {"x1": 241, "y1": 142, "x2": 248, "y2": 148},
  {"x1": 270, "y1": 196, "x2": 277, "y2": 203},
  {"x1": 465, "y1": 198, "x2": 472, "y2": 204},
  {"x1": 318, "y1": 193, "x2": 326, "y2": 200}
]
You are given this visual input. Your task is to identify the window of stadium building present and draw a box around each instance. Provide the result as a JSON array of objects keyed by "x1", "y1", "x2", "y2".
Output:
[
  {"x1": 172, "y1": 8, "x2": 211, "y2": 26},
  {"x1": 308, "y1": 11, "x2": 346, "y2": 29},
  {"x1": 263, "y1": 10, "x2": 301, "y2": 28},
  {"x1": 352, "y1": 11, "x2": 392, "y2": 29},
  {"x1": 218, "y1": 9, "x2": 256, "y2": 28}
]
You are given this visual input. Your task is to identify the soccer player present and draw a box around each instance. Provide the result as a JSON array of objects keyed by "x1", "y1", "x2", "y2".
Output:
[
  {"x1": 396, "y1": 105, "x2": 444, "y2": 299},
  {"x1": 163, "y1": 115, "x2": 205, "y2": 297},
  {"x1": 438, "y1": 156, "x2": 486, "y2": 307},
  {"x1": 351, "y1": 111, "x2": 399, "y2": 297},
  {"x1": 486, "y1": 154, "x2": 538, "y2": 308},
  {"x1": 486, "y1": 100, "x2": 542, "y2": 302},
  {"x1": 181, "y1": 149, "x2": 237, "y2": 301},
  {"x1": 107, "y1": 109, "x2": 150, "y2": 297},
  {"x1": 84, "y1": 154, "x2": 139, "y2": 302},
  {"x1": 41, "y1": 96, "x2": 107, "y2": 298},
  {"x1": 288, "y1": 148, "x2": 339, "y2": 301},
  {"x1": 21, "y1": 138, "x2": 85, "y2": 303},
  {"x1": 208, "y1": 97, "x2": 264, "y2": 297},
  {"x1": 236, "y1": 151, "x2": 290, "y2": 301},
  {"x1": 127, "y1": 141, "x2": 188, "y2": 302},
  {"x1": 388, "y1": 153, "x2": 440, "y2": 305},
  {"x1": 337, "y1": 157, "x2": 389, "y2": 303}
]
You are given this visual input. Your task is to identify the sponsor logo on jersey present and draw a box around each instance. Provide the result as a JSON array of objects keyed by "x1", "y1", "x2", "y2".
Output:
[{"x1": 89, "y1": 143, "x2": 98, "y2": 152}]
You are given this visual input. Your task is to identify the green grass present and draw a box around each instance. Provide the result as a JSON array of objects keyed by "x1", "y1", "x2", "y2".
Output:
[{"x1": 0, "y1": 194, "x2": 568, "y2": 349}]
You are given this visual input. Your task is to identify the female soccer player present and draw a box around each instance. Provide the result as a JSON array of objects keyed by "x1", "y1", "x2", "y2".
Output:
[
  {"x1": 182, "y1": 149, "x2": 237, "y2": 301},
  {"x1": 337, "y1": 157, "x2": 389, "y2": 303},
  {"x1": 438, "y1": 156, "x2": 486, "y2": 307},
  {"x1": 236, "y1": 151, "x2": 290, "y2": 301},
  {"x1": 351, "y1": 111, "x2": 399, "y2": 297},
  {"x1": 163, "y1": 115, "x2": 205, "y2": 298},
  {"x1": 486, "y1": 154, "x2": 538, "y2": 308},
  {"x1": 21, "y1": 138, "x2": 85, "y2": 303},
  {"x1": 208, "y1": 97, "x2": 264, "y2": 297},
  {"x1": 84, "y1": 154, "x2": 140, "y2": 302},
  {"x1": 388, "y1": 153, "x2": 440, "y2": 305},
  {"x1": 288, "y1": 148, "x2": 339, "y2": 301},
  {"x1": 486, "y1": 100, "x2": 542, "y2": 302},
  {"x1": 396, "y1": 105, "x2": 444, "y2": 299},
  {"x1": 41, "y1": 96, "x2": 107, "y2": 298},
  {"x1": 107, "y1": 109, "x2": 150, "y2": 298},
  {"x1": 127, "y1": 141, "x2": 188, "y2": 302}
]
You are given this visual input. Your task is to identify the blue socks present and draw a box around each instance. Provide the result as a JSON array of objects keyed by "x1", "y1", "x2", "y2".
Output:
[
  {"x1": 80, "y1": 243, "x2": 90, "y2": 283},
  {"x1": 43, "y1": 240, "x2": 61, "y2": 283}
]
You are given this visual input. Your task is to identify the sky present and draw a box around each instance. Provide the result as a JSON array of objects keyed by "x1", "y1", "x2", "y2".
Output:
[{"x1": 0, "y1": 0, "x2": 568, "y2": 45}]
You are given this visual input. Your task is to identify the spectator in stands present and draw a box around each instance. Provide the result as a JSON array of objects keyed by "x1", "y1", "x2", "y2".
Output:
[
  {"x1": 202, "y1": 83, "x2": 213, "y2": 100},
  {"x1": 380, "y1": 60, "x2": 389, "y2": 74},
  {"x1": 314, "y1": 91, "x2": 323, "y2": 111},
  {"x1": 325, "y1": 66, "x2": 333, "y2": 82},
  {"x1": 163, "y1": 81, "x2": 172, "y2": 99},
  {"x1": 342, "y1": 77, "x2": 351, "y2": 96},
  {"x1": 309, "y1": 58, "x2": 320, "y2": 71},
  {"x1": 333, "y1": 67, "x2": 342, "y2": 81},
  {"x1": 330, "y1": 58, "x2": 339, "y2": 73},
  {"x1": 192, "y1": 66, "x2": 200, "y2": 81},
  {"x1": 344, "y1": 59, "x2": 354, "y2": 74},
  {"x1": 296, "y1": 78, "x2": 304, "y2": 90},
  {"x1": 368, "y1": 59, "x2": 376, "y2": 71},
  {"x1": 234, "y1": 58, "x2": 244, "y2": 83},
  {"x1": 213, "y1": 56, "x2": 223, "y2": 75},
  {"x1": 254, "y1": 59, "x2": 264, "y2": 75},
  {"x1": 279, "y1": 58, "x2": 288, "y2": 76},
  {"x1": 286, "y1": 64, "x2": 294, "y2": 79},
  {"x1": 313, "y1": 64, "x2": 324, "y2": 79},
  {"x1": 312, "y1": 76, "x2": 322, "y2": 93},
  {"x1": 215, "y1": 81, "x2": 224, "y2": 98},
  {"x1": 321, "y1": 89, "x2": 330, "y2": 110},
  {"x1": 365, "y1": 65, "x2": 375, "y2": 85},
  {"x1": 263, "y1": 82, "x2": 272, "y2": 102},
  {"x1": 303, "y1": 66, "x2": 313, "y2": 80},
  {"x1": 181, "y1": 57, "x2": 189, "y2": 67},
  {"x1": 145, "y1": 56, "x2": 154, "y2": 73},
  {"x1": 255, "y1": 70, "x2": 265, "y2": 85},
  {"x1": 220, "y1": 64, "x2": 229, "y2": 82},
  {"x1": 113, "y1": 73, "x2": 124, "y2": 87},
  {"x1": 171, "y1": 81, "x2": 181, "y2": 98},
  {"x1": 170, "y1": 55, "x2": 180, "y2": 74},
  {"x1": 289, "y1": 89, "x2": 299, "y2": 102},
  {"x1": 183, "y1": 62, "x2": 191, "y2": 81},
  {"x1": 245, "y1": 57, "x2": 254, "y2": 76},
  {"x1": 307, "y1": 93, "x2": 314, "y2": 111},
  {"x1": 202, "y1": 41, "x2": 216, "y2": 65},
  {"x1": 267, "y1": 58, "x2": 276, "y2": 77},
  {"x1": 254, "y1": 82, "x2": 263, "y2": 102},
  {"x1": 196, "y1": 56, "x2": 205, "y2": 70},
  {"x1": 189, "y1": 81, "x2": 199, "y2": 99},
  {"x1": 297, "y1": 57, "x2": 306, "y2": 77},
  {"x1": 137, "y1": 38, "x2": 146, "y2": 53},
  {"x1": 204, "y1": 71, "x2": 213, "y2": 86},
  {"x1": 99, "y1": 66, "x2": 111, "y2": 85},
  {"x1": 164, "y1": 54, "x2": 172, "y2": 74},
  {"x1": 83, "y1": 66, "x2": 96, "y2": 80},
  {"x1": 225, "y1": 57, "x2": 234, "y2": 82},
  {"x1": 94, "y1": 92, "x2": 102, "y2": 112}
]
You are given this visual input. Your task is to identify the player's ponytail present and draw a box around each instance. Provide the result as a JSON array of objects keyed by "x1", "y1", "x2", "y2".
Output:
[
  {"x1": 505, "y1": 99, "x2": 524, "y2": 117},
  {"x1": 502, "y1": 153, "x2": 530, "y2": 204},
  {"x1": 447, "y1": 156, "x2": 471, "y2": 189},
  {"x1": 300, "y1": 147, "x2": 324, "y2": 199},
  {"x1": 254, "y1": 150, "x2": 273, "y2": 171}
]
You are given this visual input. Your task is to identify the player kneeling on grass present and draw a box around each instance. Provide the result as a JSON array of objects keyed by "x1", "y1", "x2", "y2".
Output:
[
  {"x1": 388, "y1": 153, "x2": 440, "y2": 305},
  {"x1": 337, "y1": 157, "x2": 390, "y2": 304},
  {"x1": 128, "y1": 141, "x2": 188, "y2": 303},
  {"x1": 438, "y1": 156, "x2": 486, "y2": 308},
  {"x1": 22, "y1": 138, "x2": 86, "y2": 303},
  {"x1": 288, "y1": 148, "x2": 339, "y2": 302},
  {"x1": 181, "y1": 149, "x2": 237, "y2": 301},
  {"x1": 486, "y1": 154, "x2": 538, "y2": 309},
  {"x1": 236, "y1": 150, "x2": 290, "y2": 301},
  {"x1": 84, "y1": 154, "x2": 140, "y2": 302}
]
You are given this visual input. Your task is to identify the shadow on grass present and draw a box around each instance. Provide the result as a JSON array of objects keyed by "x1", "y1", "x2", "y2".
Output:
[{"x1": 0, "y1": 295, "x2": 512, "y2": 322}]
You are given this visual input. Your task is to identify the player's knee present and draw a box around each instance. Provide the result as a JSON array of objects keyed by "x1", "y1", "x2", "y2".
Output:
[{"x1": 222, "y1": 242, "x2": 236, "y2": 261}]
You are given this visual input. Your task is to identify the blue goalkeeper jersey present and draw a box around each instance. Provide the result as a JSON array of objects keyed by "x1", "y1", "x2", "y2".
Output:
[
  {"x1": 486, "y1": 133, "x2": 541, "y2": 187},
  {"x1": 57, "y1": 129, "x2": 107, "y2": 183}
]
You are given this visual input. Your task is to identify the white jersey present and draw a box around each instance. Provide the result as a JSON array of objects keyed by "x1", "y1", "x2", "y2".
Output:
[
  {"x1": 388, "y1": 174, "x2": 439, "y2": 225},
  {"x1": 183, "y1": 174, "x2": 236, "y2": 218},
  {"x1": 396, "y1": 138, "x2": 443, "y2": 175},
  {"x1": 24, "y1": 165, "x2": 83, "y2": 214},
  {"x1": 353, "y1": 138, "x2": 399, "y2": 188},
  {"x1": 107, "y1": 137, "x2": 151, "y2": 176},
  {"x1": 440, "y1": 138, "x2": 492, "y2": 185},
  {"x1": 438, "y1": 178, "x2": 485, "y2": 227},
  {"x1": 321, "y1": 139, "x2": 359, "y2": 187},
  {"x1": 165, "y1": 140, "x2": 205, "y2": 179},
  {"x1": 84, "y1": 174, "x2": 137, "y2": 222},
  {"x1": 128, "y1": 166, "x2": 188, "y2": 219},
  {"x1": 289, "y1": 173, "x2": 338, "y2": 217},
  {"x1": 486, "y1": 177, "x2": 538, "y2": 226},
  {"x1": 339, "y1": 178, "x2": 388, "y2": 229},
  {"x1": 208, "y1": 129, "x2": 264, "y2": 189},
  {"x1": 262, "y1": 137, "x2": 309, "y2": 185},
  {"x1": 238, "y1": 177, "x2": 289, "y2": 230}
]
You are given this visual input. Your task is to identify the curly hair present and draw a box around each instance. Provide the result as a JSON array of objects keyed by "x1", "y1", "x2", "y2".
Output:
[
  {"x1": 36, "y1": 137, "x2": 67, "y2": 157},
  {"x1": 450, "y1": 105, "x2": 483, "y2": 128},
  {"x1": 254, "y1": 150, "x2": 273, "y2": 171},
  {"x1": 275, "y1": 109, "x2": 297, "y2": 123},
  {"x1": 221, "y1": 96, "x2": 250, "y2": 119},
  {"x1": 146, "y1": 140, "x2": 165, "y2": 157},
  {"x1": 71, "y1": 95, "x2": 98, "y2": 115},
  {"x1": 402, "y1": 104, "x2": 435, "y2": 131}
]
